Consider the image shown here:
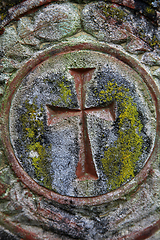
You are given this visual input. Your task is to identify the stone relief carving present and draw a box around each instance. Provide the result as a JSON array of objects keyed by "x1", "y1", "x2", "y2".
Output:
[{"x1": 0, "y1": 0, "x2": 159, "y2": 239}]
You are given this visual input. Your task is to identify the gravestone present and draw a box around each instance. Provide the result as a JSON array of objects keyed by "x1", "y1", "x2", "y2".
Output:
[{"x1": 0, "y1": 0, "x2": 160, "y2": 239}]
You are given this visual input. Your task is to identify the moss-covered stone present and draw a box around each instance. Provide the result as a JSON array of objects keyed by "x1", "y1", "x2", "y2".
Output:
[
  {"x1": 20, "y1": 97, "x2": 52, "y2": 189},
  {"x1": 9, "y1": 50, "x2": 156, "y2": 198},
  {"x1": 96, "y1": 80, "x2": 143, "y2": 190},
  {"x1": 102, "y1": 4, "x2": 127, "y2": 23},
  {"x1": 0, "y1": 0, "x2": 23, "y2": 21}
]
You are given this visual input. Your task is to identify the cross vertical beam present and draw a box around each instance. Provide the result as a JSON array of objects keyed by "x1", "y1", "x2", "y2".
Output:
[{"x1": 69, "y1": 69, "x2": 98, "y2": 180}]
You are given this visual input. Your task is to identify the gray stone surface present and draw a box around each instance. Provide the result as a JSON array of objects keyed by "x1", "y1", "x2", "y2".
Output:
[
  {"x1": 81, "y1": 2, "x2": 130, "y2": 43},
  {"x1": 17, "y1": 17, "x2": 40, "y2": 46},
  {"x1": 153, "y1": 67, "x2": 160, "y2": 79},
  {"x1": 34, "y1": 3, "x2": 81, "y2": 41},
  {"x1": 0, "y1": 0, "x2": 159, "y2": 239},
  {"x1": 125, "y1": 37, "x2": 152, "y2": 54},
  {"x1": 141, "y1": 51, "x2": 160, "y2": 66},
  {"x1": 9, "y1": 50, "x2": 156, "y2": 197},
  {"x1": 81, "y1": 2, "x2": 159, "y2": 48},
  {"x1": 0, "y1": 26, "x2": 20, "y2": 53},
  {"x1": 0, "y1": 159, "x2": 159, "y2": 239}
]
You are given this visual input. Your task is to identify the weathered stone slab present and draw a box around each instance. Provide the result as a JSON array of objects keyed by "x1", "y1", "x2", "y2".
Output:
[
  {"x1": 34, "y1": 3, "x2": 81, "y2": 41},
  {"x1": 81, "y1": 2, "x2": 159, "y2": 49},
  {"x1": 141, "y1": 51, "x2": 160, "y2": 66},
  {"x1": 9, "y1": 50, "x2": 156, "y2": 198},
  {"x1": 153, "y1": 67, "x2": 160, "y2": 79},
  {"x1": 17, "y1": 17, "x2": 40, "y2": 46},
  {"x1": 0, "y1": 0, "x2": 159, "y2": 239},
  {"x1": 125, "y1": 37, "x2": 152, "y2": 54},
  {"x1": 82, "y1": 3, "x2": 130, "y2": 43}
]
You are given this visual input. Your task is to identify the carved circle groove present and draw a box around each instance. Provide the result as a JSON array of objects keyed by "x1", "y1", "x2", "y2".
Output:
[{"x1": 1, "y1": 43, "x2": 159, "y2": 206}]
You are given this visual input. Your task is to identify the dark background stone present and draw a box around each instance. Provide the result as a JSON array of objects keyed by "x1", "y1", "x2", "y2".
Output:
[
  {"x1": 0, "y1": 0, "x2": 25, "y2": 20},
  {"x1": 0, "y1": 230, "x2": 20, "y2": 240}
]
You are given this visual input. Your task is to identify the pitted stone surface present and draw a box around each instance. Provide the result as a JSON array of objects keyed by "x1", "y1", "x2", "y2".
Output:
[
  {"x1": 0, "y1": 26, "x2": 21, "y2": 53},
  {"x1": 0, "y1": 1, "x2": 159, "y2": 86},
  {"x1": 17, "y1": 17, "x2": 40, "y2": 46},
  {"x1": 0, "y1": 0, "x2": 160, "y2": 239},
  {"x1": 153, "y1": 67, "x2": 160, "y2": 79},
  {"x1": 34, "y1": 3, "x2": 81, "y2": 41},
  {"x1": 141, "y1": 51, "x2": 160, "y2": 66},
  {"x1": 125, "y1": 37, "x2": 152, "y2": 54},
  {"x1": 81, "y1": 2, "x2": 130, "y2": 43},
  {"x1": 9, "y1": 50, "x2": 156, "y2": 197},
  {"x1": 81, "y1": 2, "x2": 159, "y2": 47}
]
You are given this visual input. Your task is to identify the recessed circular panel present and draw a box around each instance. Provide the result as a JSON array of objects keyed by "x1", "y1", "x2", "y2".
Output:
[
  {"x1": 8, "y1": 49, "x2": 156, "y2": 198},
  {"x1": 1, "y1": 44, "x2": 158, "y2": 205}
]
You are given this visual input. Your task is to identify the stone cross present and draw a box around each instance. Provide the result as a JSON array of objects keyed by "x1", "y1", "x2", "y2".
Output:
[
  {"x1": 46, "y1": 68, "x2": 115, "y2": 181},
  {"x1": 0, "y1": 0, "x2": 159, "y2": 239}
]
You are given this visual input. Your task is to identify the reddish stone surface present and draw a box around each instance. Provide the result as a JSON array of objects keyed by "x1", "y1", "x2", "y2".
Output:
[{"x1": 0, "y1": 182, "x2": 9, "y2": 199}]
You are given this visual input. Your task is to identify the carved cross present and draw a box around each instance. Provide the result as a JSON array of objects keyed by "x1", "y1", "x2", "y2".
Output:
[{"x1": 46, "y1": 69, "x2": 115, "y2": 181}]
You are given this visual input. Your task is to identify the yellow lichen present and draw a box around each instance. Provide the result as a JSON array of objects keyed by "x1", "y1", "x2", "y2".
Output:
[
  {"x1": 97, "y1": 80, "x2": 143, "y2": 190},
  {"x1": 149, "y1": 34, "x2": 160, "y2": 48},
  {"x1": 102, "y1": 4, "x2": 127, "y2": 22},
  {"x1": 20, "y1": 97, "x2": 52, "y2": 189},
  {"x1": 0, "y1": 12, "x2": 7, "y2": 21},
  {"x1": 59, "y1": 82, "x2": 72, "y2": 105},
  {"x1": 43, "y1": 78, "x2": 72, "y2": 106},
  {"x1": 144, "y1": 6, "x2": 155, "y2": 15}
]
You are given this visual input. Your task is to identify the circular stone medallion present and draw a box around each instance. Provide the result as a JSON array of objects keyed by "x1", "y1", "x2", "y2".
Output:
[{"x1": 8, "y1": 49, "x2": 156, "y2": 198}]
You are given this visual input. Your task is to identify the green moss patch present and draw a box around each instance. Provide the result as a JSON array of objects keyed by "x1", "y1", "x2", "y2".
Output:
[
  {"x1": 102, "y1": 4, "x2": 127, "y2": 23},
  {"x1": 20, "y1": 97, "x2": 52, "y2": 189},
  {"x1": 96, "y1": 80, "x2": 143, "y2": 190}
]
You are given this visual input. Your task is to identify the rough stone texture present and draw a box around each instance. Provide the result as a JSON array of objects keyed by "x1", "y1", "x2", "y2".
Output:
[
  {"x1": 81, "y1": 2, "x2": 159, "y2": 47},
  {"x1": 81, "y1": 2, "x2": 130, "y2": 43},
  {"x1": 16, "y1": 3, "x2": 81, "y2": 44},
  {"x1": 17, "y1": 17, "x2": 40, "y2": 46},
  {"x1": 153, "y1": 67, "x2": 160, "y2": 79},
  {"x1": 9, "y1": 50, "x2": 156, "y2": 197},
  {"x1": 34, "y1": 3, "x2": 81, "y2": 41},
  {"x1": 125, "y1": 37, "x2": 152, "y2": 54},
  {"x1": 0, "y1": 0, "x2": 160, "y2": 239},
  {"x1": 141, "y1": 51, "x2": 160, "y2": 66},
  {"x1": 0, "y1": 227, "x2": 20, "y2": 240}
]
